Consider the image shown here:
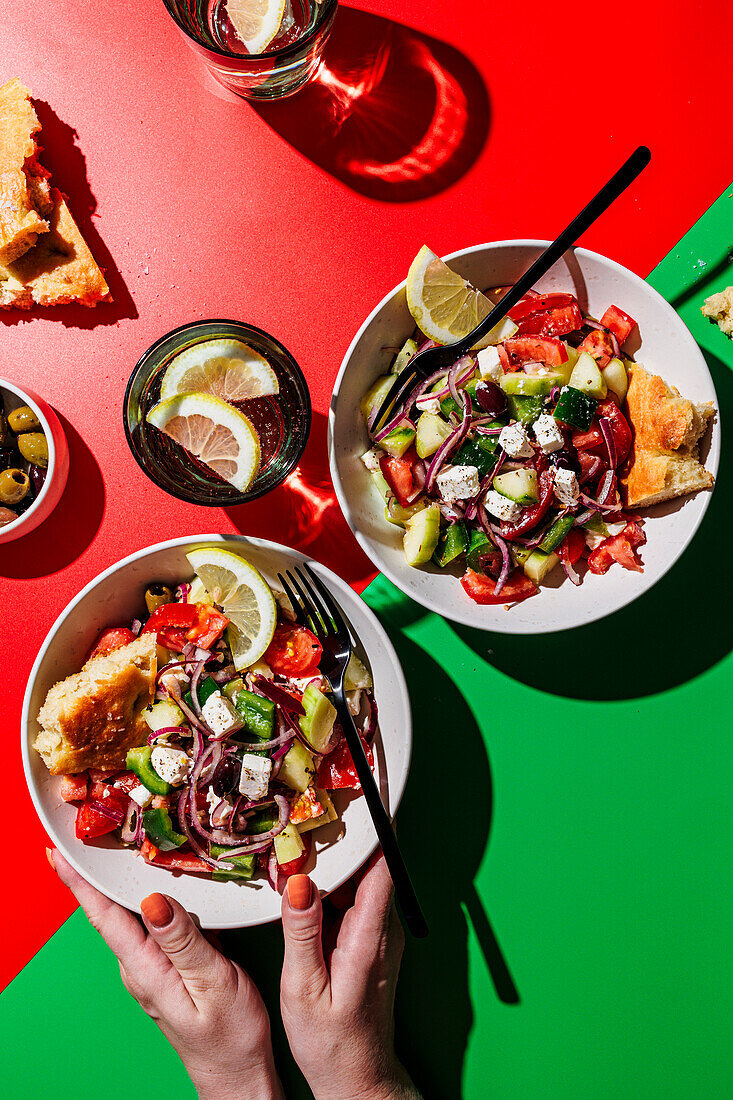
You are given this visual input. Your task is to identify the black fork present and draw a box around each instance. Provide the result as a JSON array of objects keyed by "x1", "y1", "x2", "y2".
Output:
[{"x1": 278, "y1": 562, "x2": 428, "y2": 939}]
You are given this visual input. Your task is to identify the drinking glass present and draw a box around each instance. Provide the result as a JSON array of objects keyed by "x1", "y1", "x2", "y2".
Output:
[
  {"x1": 124, "y1": 319, "x2": 311, "y2": 505},
  {"x1": 162, "y1": 0, "x2": 337, "y2": 99}
]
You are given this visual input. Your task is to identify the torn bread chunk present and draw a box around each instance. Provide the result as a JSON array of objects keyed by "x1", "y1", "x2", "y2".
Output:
[
  {"x1": 34, "y1": 634, "x2": 157, "y2": 775},
  {"x1": 0, "y1": 78, "x2": 50, "y2": 264},
  {"x1": 701, "y1": 286, "x2": 733, "y2": 338},
  {"x1": 620, "y1": 362, "x2": 715, "y2": 508},
  {"x1": 0, "y1": 187, "x2": 110, "y2": 308}
]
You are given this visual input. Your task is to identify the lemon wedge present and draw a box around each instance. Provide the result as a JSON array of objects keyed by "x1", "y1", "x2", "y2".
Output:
[
  {"x1": 186, "y1": 547, "x2": 277, "y2": 669},
  {"x1": 160, "y1": 339, "x2": 279, "y2": 404},
  {"x1": 406, "y1": 246, "x2": 518, "y2": 349},
  {"x1": 226, "y1": 0, "x2": 288, "y2": 54},
  {"x1": 147, "y1": 392, "x2": 260, "y2": 492}
]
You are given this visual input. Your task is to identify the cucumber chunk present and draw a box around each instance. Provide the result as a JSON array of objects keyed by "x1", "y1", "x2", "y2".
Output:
[
  {"x1": 553, "y1": 386, "x2": 595, "y2": 431},
  {"x1": 279, "y1": 741, "x2": 316, "y2": 793},
  {"x1": 493, "y1": 468, "x2": 539, "y2": 505},
  {"x1": 466, "y1": 529, "x2": 492, "y2": 571},
  {"x1": 360, "y1": 376, "x2": 393, "y2": 422},
  {"x1": 510, "y1": 545, "x2": 533, "y2": 567},
  {"x1": 403, "y1": 503, "x2": 441, "y2": 566},
  {"x1": 453, "y1": 433, "x2": 501, "y2": 477},
  {"x1": 143, "y1": 699, "x2": 185, "y2": 732},
  {"x1": 506, "y1": 394, "x2": 546, "y2": 426},
  {"x1": 523, "y1": 548, "x2": 560, "y2": 584},
  {"x1": 391, "y1": 338, "x2": 418, "y2": 374},
  {"x1": 368, "y1": 466, "x2": 391, "y2": 502},
  {"x1": 568, "y1": 352, "x2": 608, "y2": 399},
  {"x1": 539, "y1": 514, "x2": 575, "y2": 553},
  {"x1": 602, "y1": 357, "x2": 628, "y2": 402},
  {"x1": 380, "y1": 423, "x2": 416, "y2": 458},
  {"x1": 433, "y1": 521, "x2": 469, "y2": 567},
  {"x1": 415, "y1": 411, "x2": 452, "y2": 458},
  {"x1": 344, "y1": 653, "x2": 372, "y2": 690},
  {"x1": 385, "y1": 497, "x2": 426, "y2": 526},
  {"x1": 500, "y1": 372, "x2": 565, "y2": 397},
  {"x1": 299, "y1": 685, "x2": 337, "y2": 753},
  {"x1": 274, "y1": 823, "x2": 305, "y2": 866}
]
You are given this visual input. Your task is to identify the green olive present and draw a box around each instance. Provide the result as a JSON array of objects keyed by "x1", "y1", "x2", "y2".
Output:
[
  {"x1": 17, "y1": 431, "x2": 48, "y2": 467},
  {"x1": 0, "y1": 468, "x2": 30, "y2": 504},
  {"x1": 8, "y1": 405, "x2": 41, "y2": 433},
  {"x1": 145, "y1": 584, "x2": 173, "y2": 614},
  {"x1": 0, "y1": 506, "x2": 17, "y2": 527}
]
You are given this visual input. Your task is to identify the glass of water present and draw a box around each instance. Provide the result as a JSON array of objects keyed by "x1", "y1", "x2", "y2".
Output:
[{"x1": 163, "y1": 0, "x2": 337, "y2": 99}]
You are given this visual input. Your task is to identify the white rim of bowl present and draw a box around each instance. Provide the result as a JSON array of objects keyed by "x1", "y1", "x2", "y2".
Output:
[
  {"x1": 21, "y1": 533, "x2": 412, "y2": 923},
  {"x1": 0, "y1": 377, "x2": 57, "y2": 535},
  {"x1": 328, "y1": 240, "x2": 721, "y2": 632}
]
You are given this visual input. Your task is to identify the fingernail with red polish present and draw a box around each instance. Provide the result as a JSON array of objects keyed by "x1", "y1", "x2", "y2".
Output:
[
  {"x1": 287, "y1": 874, "x2": 312, "y2": 910},
  {"x1": 141, "y1": 893, "x2": 173, "y2": 928},
  {"x1": 46, "y1": 847, "x2": 55, "y2": 871}
]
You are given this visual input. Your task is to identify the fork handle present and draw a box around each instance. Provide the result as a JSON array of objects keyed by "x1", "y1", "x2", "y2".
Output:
[
  {"x1": 455, "y1": 145, "x2": 651, "y2": 354},
  {"x1": 332, "y1": 693, "x2": 428, "y2": 938}
]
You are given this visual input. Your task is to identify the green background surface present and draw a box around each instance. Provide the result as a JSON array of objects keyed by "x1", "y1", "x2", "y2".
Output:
[{"x1": 3, "y1": 187, "x2": 731, "y2": 1098}]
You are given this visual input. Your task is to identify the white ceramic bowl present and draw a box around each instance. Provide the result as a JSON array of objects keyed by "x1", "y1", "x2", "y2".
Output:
[
  {"x1": 22, "y1": 534, "x2": 412, "y2": 928},
  {"x1": 0, "y1": 377, "x2": 69, "y2": 544},
  {"x1": 329, "y1": 241, "x2": 720, "y2": 633}
]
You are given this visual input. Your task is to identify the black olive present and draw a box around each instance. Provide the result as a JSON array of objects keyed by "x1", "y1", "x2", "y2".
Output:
[
  {"x1": 28, "y1": 464, "x2": 47, "y2": 496},
  {"x1": 478, "y1": 551, "x2": 503, "y2": 578},
  {"x1": 212, "y1": 755, "x2": 241, "y2": 798},
  {"x1": 475, "y1": 380, "x2": 507, "y2": 416}
]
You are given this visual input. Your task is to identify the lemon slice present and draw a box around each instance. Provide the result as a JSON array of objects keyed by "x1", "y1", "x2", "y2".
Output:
[
  {"x1": 227, "y1": 0, "x2": 288, "y2": 53},
  {"x1": 160, "y1": 339, "x2": 279, "y2": 403},
  {"x1": 147, "y1": 392, "x2": 260, "y2": 492},
  {"x1": 406, "y1": 246, "x2": 518, "y2": 349},
  {"x1": 186, "y1": 548, "x2": 277, "y2": 669}
]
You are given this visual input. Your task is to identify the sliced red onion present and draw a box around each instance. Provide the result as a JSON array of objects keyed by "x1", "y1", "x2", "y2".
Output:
[
  {"x1": 562, "y1": 558, "x2": 582, "y2": 585},
  {"x1": 597, "y1": 468, "x2": 615, "y2": 504},
  {"x1": 438, "y1": 502, "x2": 465, "y2": 522},
  {"x1": 155, "y1": 659, "x2": 187, "y2": 686},
  {"x1": 253, "y1": 676, "x2": 305, "y2": 715},
  {"x1": 431, "y1": 356, "x2": 475, "y2": 401},
  {"x1": 189, "y1": 659, "x2": 207, "y2": 718},
  {"x1": 373, "y1": 410, "x2": 413, "y2": 444},
  {"x1": 267, "y1": 847, "x2": 284, "y2": 893},
  {"x1": 583, "y1": 317, "x2": 620, "y2": 356},
  {"x1": 199, "y1": 742, "x2": 223, "y2": 786},
  {"x1": 147, "y1": 724, "x2": 189, "y2": 745},
  {"x1": 574, "y1": 509, "x2": 595, "y2": 526},
  {"x1": 598, "y1": 417, "x2": 617, "y2": 468},
  {"x1": 412, "y1": 459, "x2": 427, "y2": 490},
  {"x1": 165, "y1": 678, "x2": 216, "y2": 738},
  {"x1": 89, "y1": 800, "x2": 125, "y2": 825},
  {"x1": 549, "y1": 386, "x2": 560, "y2": 403},
  {"x1": 177, "y1": 789, "x2": 231, "y2": 870},
  {"x1": 237, "y1": 796, "x2": 278, "y2": 813},
  {"x1": 492, "y1": 532, "x2": 512, "y2": 596},
  {"x1": 271, "y1": 736, "x2": 294, "y2": 761},
  {"x1": 477, "y1": 504, "x2": 497, "y2": 539},
  {"x1": 211, "y1": 665, "x2": 236, "y2": 684},
  {"x1": 214, "y1": 794, "x2": 290, "y2": 855},
  {"x1": 176, "y1": 582, "x2": 191, "y2": 602},
  {"x1": 523, "y1": 361, "x2": 545, "y2": 374},
  {"x1": 579, "y1": 455, "x2": 602, "y2": 484},
  {"x1": 584, "y1": 317, "x2": 604, "y2": 331},
  {"x1": 130, "y1": 619, "x2": 142, "y2": 636},
  {"x1": 475, "y1": 425, "x2": 504, "y2": 436},
  {"x1": 424, "y1": 392, "x2": 472, "y2": 492},
  {"x1": 122, "y1": 802, "x2": 142, "y2": 844},
  {"x1": 361, "y1": 691, "x2": 379, "y2": 744}
]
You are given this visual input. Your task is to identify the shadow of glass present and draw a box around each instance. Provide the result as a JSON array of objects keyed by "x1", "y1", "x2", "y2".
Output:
[
  {"x1": 0, "y1": 100, "x2": 137, "y2": 329},
  {"x1": 248, "y1": 5, "x2": 490, "y2": 203},
  {"x1": 226, "y1": 409, "x2": 376, "y2": 588},
  {"x1": 0, "y1": 415, "x2": 105, "y2": 578},
  {"x1": 453, "y1": 347, "x2": 732, "y2": 702}
]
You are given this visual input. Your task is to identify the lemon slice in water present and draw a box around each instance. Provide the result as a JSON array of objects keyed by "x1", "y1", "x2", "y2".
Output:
[{"x1": 160, "y1": 339, "x2": 279, "y2": 403}]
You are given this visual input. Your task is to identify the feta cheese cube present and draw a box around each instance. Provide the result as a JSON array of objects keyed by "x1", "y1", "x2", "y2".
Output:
[
  {"x1": 346, "y1": 689, "x2": 363, "y2": 716},
  {"x1": 485, "y1": 489, "x2": 523, "y2": 523},
  {"x1": 202, "y1": 690, "x2": 244, "y2": 738},
  {"x1": 584, "y1": 520, "x2": 625, "y2": 550},
  {"x1": 158, "y1": 661, "x2": 189, "y2": 694},
  {"x1": 151, "y1": 745, "x2": 191, "y2": 787},
  {"x1": 415, "y1": 394, "x2": 442, "y2": 415},
  {"x1": 206, "y1": 787, "x2": 233, "y2": 824},
  {"x1": 498, "y1": 422, "x2": 534, "y2": 458},
  {"x1": 436, "y1": 464, "x2": 481, "y2": 503},
  {"x1": 360, "y1": 449, "x2": 381, "y2": 473},
  {"x1": 553, "y1": 467, "x2": 580, "y2": 507},
  {"x1": 533, "y1": 413, "x2": 565, "y2": 454},
  {"x1": 477, "y1": 346, "x2": 503, "y2": 382},
  {"x1": 129, "y1": 784, "x2": 153, "y2": 808},
  {"x1": 238, "y1": 754, "x2": 273, "y2": 802}
]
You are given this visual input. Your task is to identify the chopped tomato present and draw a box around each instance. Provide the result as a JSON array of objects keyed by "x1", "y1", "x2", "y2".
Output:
[
  {"x1": 517, "y1": 303, "x2": 583, "y2": 338},
  {"x1": 500, "y1": 468, "x2": 555, "y2": 539},
  {"x1": 140, "y1": 838, "x2": 211, "y2": 873},
  {"x1": 60, "y1": 773, "x2": 88, "y2": 802},
  {"x1": 112, "y1": 770, "x2": 142, "y2": 794},
  {"x1": 88, "y1": 781, "x2": 130, "y2": 813},
  {"x1": 279, "y1": 834, "x2": 313, "y2": 877},
  {"x1": 508, "y1": 292, "x2": 576, "y2": 322},
  {"x1": 587, "y1": 521, "x2": 646, "y2": 575},
  {"x1": 316, "y1": 734, "x2": 374, "y2": 791},
  {"x1": 595, "y1": 398, "x2": 632, "y2": 465},
  {"x1": 461, "y1": 568, "x2": 538, "y2": 605},
  {"x1": 560, "y1": 528, "x2": 586, "y2": 566},
  {"x1": 496, "y1": 343, "x2": 516, "y2": 372},
  {"x1": 142, "y1": 603, "x2": 198, "y2": 640},
  {"x1": 142, "y1": 601, "x2": 229, "y2": 652},
  {"x1": 75, "y1": 789, "x2": 128, "y2": 841},
  {"x1": 576, "y1": 450, "x2": 605, "y2": 482},
  {"x1": 600, "y1": 304, "x2": 636, "y2": 345},
  {"x1": 89, "y1": 627, "x2": 136, "y2": 659},
  {"x1": 572, "y1": 427, "x2": 604, "y2": 451},
  {"x1": 379, "y1": 450, "x2": 418, "y2": 507},
  {"x1": 289, "y1": 787, "x2": 325, "y2": 825},
  {"x1": 503, "y1": 336, "x2": 569, "y2": 366},
  {"x1": 265, "y1": 623, "x2": 323, "y2": 677},
  {"x1": 185, "y1": 604, "x2": 229, "y2": 650},
  {"x1": 578, "y1": 328, "x2": 615, "y2": 367}
]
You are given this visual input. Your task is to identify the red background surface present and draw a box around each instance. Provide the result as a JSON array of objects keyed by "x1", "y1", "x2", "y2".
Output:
[{"x1": 1, "y1": 0, "x2": 731, "y2": 990}]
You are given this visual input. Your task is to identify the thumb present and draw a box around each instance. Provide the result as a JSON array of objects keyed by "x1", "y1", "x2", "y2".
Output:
[
  {"x1": 141, "y1": 892, "x2": 227, "y2": 997},
  {"x1": 281, "y1": 875, "x2": 329, "y2": 1001}
]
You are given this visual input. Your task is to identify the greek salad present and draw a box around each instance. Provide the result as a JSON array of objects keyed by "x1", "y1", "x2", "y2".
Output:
[
  {"x1": 362, "y1": 289, "x2": 646, "y2": 605},
  {"x1": 60, "y1": 565, "x2": 376, "y2": 888}
]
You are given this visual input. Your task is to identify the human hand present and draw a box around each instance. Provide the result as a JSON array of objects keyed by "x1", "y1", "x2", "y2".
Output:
[
  {"x1": 48, "y1": 848, "x2": 283, "y2": 1100},
  {"x1": 280, "y1": 855, "x2": 420, "y2": 1100}
]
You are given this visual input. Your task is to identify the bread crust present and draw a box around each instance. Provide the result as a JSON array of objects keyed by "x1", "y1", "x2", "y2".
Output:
[
  {"x1": 34, "y1": 634, "x2": 157, "y2": 775},
  {"x1": 0, "y1": 78, "x2": 49, "y2": 265},
  {"x1": 621, "y1": 363, "x2": 715, "y2": 508}
]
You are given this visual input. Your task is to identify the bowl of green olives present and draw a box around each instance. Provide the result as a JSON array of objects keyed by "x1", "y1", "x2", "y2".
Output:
[{"x1": 0, "y1": 378, "x2": 69, "y2": 543}]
